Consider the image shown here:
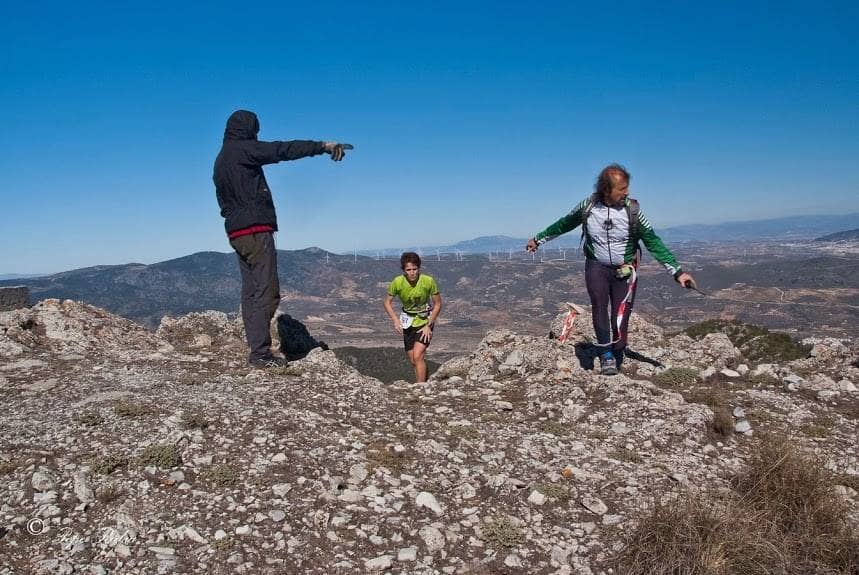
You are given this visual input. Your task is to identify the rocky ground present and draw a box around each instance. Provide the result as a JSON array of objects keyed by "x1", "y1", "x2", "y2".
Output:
[{"x1": 1, "y1": 300, "x2": 857, "y2": 574}]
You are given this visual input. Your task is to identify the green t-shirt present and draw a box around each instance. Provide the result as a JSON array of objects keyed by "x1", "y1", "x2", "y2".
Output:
[{"x1": 387, "y1": 274, "x2": 439, "y2": 328}]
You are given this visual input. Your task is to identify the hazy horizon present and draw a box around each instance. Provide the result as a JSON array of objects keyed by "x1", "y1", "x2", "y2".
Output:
[{"x1": 3, "y1": 211, "x2": 858, "y2": 277}]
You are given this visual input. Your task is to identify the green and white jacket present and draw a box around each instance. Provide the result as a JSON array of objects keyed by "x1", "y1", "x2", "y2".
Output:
[{"x1": 534, "y1": 194, "x2": 682, "y2": 276}]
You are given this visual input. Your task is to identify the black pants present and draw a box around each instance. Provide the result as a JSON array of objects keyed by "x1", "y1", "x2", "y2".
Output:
[
  {"x1": 585, "y1": 259, "x2": 637, "y2": 355},
  {"x1": 230, "y1": 232, "x2": 280, "y2": 361}
]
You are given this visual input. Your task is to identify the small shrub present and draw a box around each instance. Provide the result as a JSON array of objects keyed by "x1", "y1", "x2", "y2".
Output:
[
  {"x1": 92, "y1": 454, "x2": 129, "y2": 475},
  {"x1": 802, "y1": 413, "x2": 837, "y2": 438},
  {"x1": 541, "y1": 421, "x2": 569, "y2": 436},
  {"x1": 97, "y1": 482, "x2": 124, "y2": 503},
  {"x1": 447, "y1": 425, "x2": 479, "y2": 440},
  {"x1": 653, "y1": 367, "x2": 699, "y2": 388},
  {"x1": 203, "y1": 464, "x2": 239, "y2": 487},
  {"x1": 585, "y1": 429, "x2": 609, "y2": 440},
  {"x1": 114, "y1": 401, "x2": 151, "y2": 418},
  {"x1": 212, "y1": 537, "x2": 233, "y2": 554},
  {"x1": 683, "y1": 319, "x2": 811, "y2": 363},
  {"x1": 366, "y1": 442, "x2": 412, "y2": 474},
  {"x1": 535, "y1": 482, "x2": 570, "y2": 501},
  {"x1": 482, "y1": 516, "x2": 526, "y2": 548},
  {"x1": 138, "y1": 445, "x2": 182, "y2": 468},
  {"x1": 181, "y1": 411, "x2": 209, "y2": 430},
  {"x1": 76, "y1": 412, "x2": 104, "y2": 427},
  {"x1": 611, "y1": 448, "x2": 644, "y2": 464},
  {"x1": 683, "y1": 319, "x2": 735, "y2": 339},
  {"x1": 743, "y1": 333, "x2": 811, "y2": 363}
]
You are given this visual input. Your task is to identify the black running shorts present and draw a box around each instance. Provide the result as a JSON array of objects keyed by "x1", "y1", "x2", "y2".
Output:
[{"x1": 403, "y1": 323, "x2": 434, "y2": 351}]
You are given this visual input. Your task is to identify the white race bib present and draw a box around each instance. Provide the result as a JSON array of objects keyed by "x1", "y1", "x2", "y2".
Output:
[{"x1": 399, "y1": 312, "x2": 413, "y2": 329}]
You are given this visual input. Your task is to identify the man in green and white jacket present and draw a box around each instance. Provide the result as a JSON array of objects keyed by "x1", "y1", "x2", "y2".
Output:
[{"x1": 527, "y1": 164, "x2": 696, "y2": 375}]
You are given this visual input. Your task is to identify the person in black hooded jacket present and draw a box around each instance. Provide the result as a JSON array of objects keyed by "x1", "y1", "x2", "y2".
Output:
[{"x1": 214, "y1": 109, "x2": 350, "y2": 368}]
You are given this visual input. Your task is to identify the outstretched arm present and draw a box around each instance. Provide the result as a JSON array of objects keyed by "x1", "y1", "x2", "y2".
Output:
[
  {"x1": 246, "y1": 140, "x2": 326, "y2": 165},
  {"x1": 526, "y1": 196, "x2": 589, "y2": 251},
  {"x1": 245, "y1": 141, "x2": 353, "y2": 165}
]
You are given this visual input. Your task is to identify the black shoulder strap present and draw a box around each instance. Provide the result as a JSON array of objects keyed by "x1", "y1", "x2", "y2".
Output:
[
  {"x1": 580, "y1": 193, "x2": 600, "y2": 245},
  {"x1": 626, "y1": 198, "x2": 640, "y2": 240},
  {"x1": 626, "y1": 198, "x2": 642, "y2": 261}
]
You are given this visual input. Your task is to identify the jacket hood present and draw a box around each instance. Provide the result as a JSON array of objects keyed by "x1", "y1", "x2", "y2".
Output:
[{"x1": 223, "y1": 110, "x2": 260, "y2": 141}]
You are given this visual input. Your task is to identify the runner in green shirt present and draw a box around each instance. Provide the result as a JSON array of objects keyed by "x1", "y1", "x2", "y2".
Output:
[{"x1": 383, "y1": 252, "x2": 442, "y2": 383}]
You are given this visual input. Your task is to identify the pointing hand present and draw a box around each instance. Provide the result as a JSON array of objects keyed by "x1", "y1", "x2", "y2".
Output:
[{"x1": 323, "y1": 142, "x2": 353, "y2": 161}]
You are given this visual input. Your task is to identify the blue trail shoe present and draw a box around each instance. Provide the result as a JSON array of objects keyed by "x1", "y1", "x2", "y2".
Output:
[{"x1": 600, "y1": 352, "x2": 619, "y2": 376}]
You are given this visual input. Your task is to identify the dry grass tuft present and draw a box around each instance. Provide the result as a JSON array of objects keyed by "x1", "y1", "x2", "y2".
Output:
[
  {"x1": 138, "y1": 444, "x2": 182, "y2": 468},
  {"x1": 613, "y1": 435, "x2": 859, "y2": 574},
  {"x1": 366, "y1": 442, "x2": 412, "y2": 474},
  {"x1": 181, "y1": 411, "x2": 209, "y2": 430},
  {"x1": 97, "y1": 482, "x2": 124, "y2": 503},
  {"x1": 202, "y1": 464, "x2": 239, "y2": 487},
  {"x1": 482, "y1": 516, "x2": 526, "y2": 548},
  {"x1": 535, "y1": 482, "x2": 571, "y2": 502},
  {"x1": 114, "y1": 401, "x2": 152, "y2": 418},
  {"x1": 801, "y1": 413, "x2": 838, "y2": 439},
  {"x1": 686, "y1": 387, "x2": 735, "y2": 439},
  {"x1": 653, "y1": 367, "x2": 700, "y2": 388},
  {"x1": 75, "y1": 412, "x2": 104, "y2": 426},
  {"x1": 91, "y1": 454, "x2": 129, "y2": 475},
  {"x1": 611, "y1": 447, "x2": 644, "y2": 464},
  {"x1": 541, "y1": 421, "x2": 569, "y2": 436}
]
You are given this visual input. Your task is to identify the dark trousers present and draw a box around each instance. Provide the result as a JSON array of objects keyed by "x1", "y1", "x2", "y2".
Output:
[
  {"x1": 585, "y1": 259, "x2": 637, "y2": 355},
  {"x1": 230, "y1": 232, "x2": 280, "y2": 361}
]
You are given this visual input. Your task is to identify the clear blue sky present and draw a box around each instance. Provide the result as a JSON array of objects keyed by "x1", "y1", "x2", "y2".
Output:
[{"x1": 2, "y1": 1, "x2": 857, "y2": 274}]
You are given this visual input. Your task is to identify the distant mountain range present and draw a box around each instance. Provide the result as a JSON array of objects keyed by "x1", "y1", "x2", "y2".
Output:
[
  {"x1": 657, "y1": 214, "x2": 859, "y2": 243},
  {"x1": 0, "y1": 273, "x2": 47, "y2": 281},
  {"x1": 814, "y1": 228, "x2": 859, "y2": 242},
  {"x1": 358, "y1": 213, "x2": 859, "y2": 255},
  {"x1": 4, "y1": 240, "x2": 859, "y2": 338},
  {"x1": 0, "y1": 249, "x2": 392, "y2": 328}
]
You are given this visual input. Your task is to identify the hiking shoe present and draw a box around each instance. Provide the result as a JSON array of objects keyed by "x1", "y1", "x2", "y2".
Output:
[
  {"x1": 248, "y1": 356, "x2": 289, "y2": 369},
  {"x1": 600, "y1": 354, "x2": 619, "y2": 376}
]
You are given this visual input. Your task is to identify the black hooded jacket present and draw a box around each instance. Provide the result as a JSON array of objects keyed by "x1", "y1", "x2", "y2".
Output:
[{"x1": 214, "y1": 110, "x2": 326, "y2": 234}]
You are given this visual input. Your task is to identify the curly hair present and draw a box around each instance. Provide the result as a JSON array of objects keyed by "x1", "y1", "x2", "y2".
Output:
[
  {"x1": 400, "y1": 251, "x2": 421, "y2": 270},
  {"x1": 595, "y1": 164, "x2": 631, "y2": 204}
]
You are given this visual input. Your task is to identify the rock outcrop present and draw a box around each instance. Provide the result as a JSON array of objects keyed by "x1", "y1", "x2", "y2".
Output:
[{"x1": 0, "y1": 300, "x2": 857, "y2": 574}]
